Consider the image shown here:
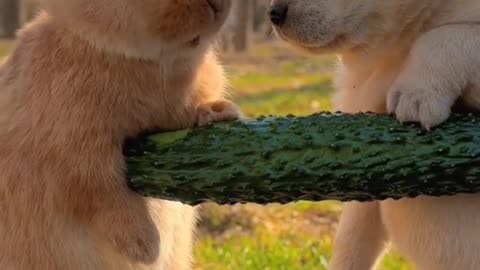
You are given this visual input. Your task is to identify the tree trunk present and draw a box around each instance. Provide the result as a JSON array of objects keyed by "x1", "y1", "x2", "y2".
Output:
[
  {"x1": 125, "y1": 113, "x2": 480, "y2": 205},
  {"x1": 231, "y1": 0, "x2": 251, "y2": 52},
  {"x1": 0, "y1": 0, "x2": 19, "y2": 38},
  {"x1": 252, "y1": 0, "x2": 266, "y2": 33}
]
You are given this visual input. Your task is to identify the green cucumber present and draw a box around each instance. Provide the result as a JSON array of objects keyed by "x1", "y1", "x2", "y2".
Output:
[{"x1": 124, "y1": 112, "x2": 480, "y2": 205}]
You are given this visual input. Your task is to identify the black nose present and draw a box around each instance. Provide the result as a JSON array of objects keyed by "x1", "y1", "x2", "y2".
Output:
[{"x1": 269, "y1": 5, "x2": 288, "y2": 26}]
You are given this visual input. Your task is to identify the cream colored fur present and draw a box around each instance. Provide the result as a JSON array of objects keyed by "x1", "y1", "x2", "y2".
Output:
[
  {"x1": 271, "y1": 0, "x2": 480, "y2": 269},
  {"x1": 0, "y1": 0, "x2": 239, "y2": 269}
]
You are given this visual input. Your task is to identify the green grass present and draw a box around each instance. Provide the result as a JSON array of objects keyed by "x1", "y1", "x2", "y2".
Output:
[
  {"x1": 234, "y1": 81, "x2": 333, "y2": 117},
  {"x1": 196, "y1": 230, "x2": 413, "y2": 270},
  {"x1": 196, "y1": 233, "x2": 333, "y2": 270},
  {"x1": 195, "y1": 201, "x2": 338, "y2": 270},
  {"x1": 0, "y1": 37, "x2": 412, "y2": 270}
]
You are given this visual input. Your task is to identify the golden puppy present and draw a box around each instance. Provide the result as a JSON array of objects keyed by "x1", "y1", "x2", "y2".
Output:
[{"x1": 0, "y1": 0, "x2": 240, "y2": 269}]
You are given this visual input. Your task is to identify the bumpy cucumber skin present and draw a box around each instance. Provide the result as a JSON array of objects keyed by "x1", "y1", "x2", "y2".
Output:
[{"x1": 124, "y1": 112, "x2": 480, "y2": 205}]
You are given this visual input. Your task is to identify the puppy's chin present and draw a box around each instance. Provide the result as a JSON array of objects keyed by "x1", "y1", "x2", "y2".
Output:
[
  {"x1": 273, "y1": 29, "x2": 338, "y2": 54},
  {"x1": 274, "y1": 27, "x2": 361, "y2": 55}
]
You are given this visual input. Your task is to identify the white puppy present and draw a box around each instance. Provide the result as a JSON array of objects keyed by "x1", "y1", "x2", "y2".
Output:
[{"x1": 269, "y1": 0, "x2": 480, "y2": 269}]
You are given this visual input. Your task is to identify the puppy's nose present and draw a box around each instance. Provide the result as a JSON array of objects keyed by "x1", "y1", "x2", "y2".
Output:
[{"x1": 269, "y1": 4, "x2": 288, "y2": 26}]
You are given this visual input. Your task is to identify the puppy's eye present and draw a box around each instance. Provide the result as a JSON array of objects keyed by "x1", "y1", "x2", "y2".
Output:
[{"x1": 188, "y1": 35, "x2": 201, "y2": 47}]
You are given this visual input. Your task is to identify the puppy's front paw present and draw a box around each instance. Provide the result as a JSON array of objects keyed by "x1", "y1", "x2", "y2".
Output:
[
  {"x1": 387, "y1": 87, "x2": 453, "y2": 130},
  {"x1": 197, "y1": 100, "x2": 242, "y2": 126}
]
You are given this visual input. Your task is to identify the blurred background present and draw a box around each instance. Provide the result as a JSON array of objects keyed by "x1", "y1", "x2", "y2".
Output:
[{"x1": 0, "y1": 1, "x2": 411, "y2": 269}]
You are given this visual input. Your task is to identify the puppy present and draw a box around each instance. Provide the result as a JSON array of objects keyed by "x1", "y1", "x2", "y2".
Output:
[
  {"x1": 270, "y1": 0, "x2": 480, "y2": 269},
  {"x1": 0, "y1": 0, "x2": 239, "y2": 269}
]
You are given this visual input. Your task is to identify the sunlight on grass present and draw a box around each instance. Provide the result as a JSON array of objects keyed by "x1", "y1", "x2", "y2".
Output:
[
  {"x1": 382, "y1": 253, "x2": 414, "y2": 270},
  {"x1": 234, "y1": 81, "x2": 333, "y2": 117},
  {"x1": 291, "y1": 201, "x2": 342, "y2": 215},
  {"x1": 196, "y1": 233, "x2": 333, "y2": 270},
  {"x1": 196, "y1": 230, "x2": 413, "y2": 270},
  {"x1": 229, "y1": 72, "x2": 324, "y2": 95}
]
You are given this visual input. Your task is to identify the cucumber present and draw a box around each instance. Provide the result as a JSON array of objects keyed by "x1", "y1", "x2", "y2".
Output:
[{"x1": 124, "y1": 112, "x2": 480, "y2": 205}]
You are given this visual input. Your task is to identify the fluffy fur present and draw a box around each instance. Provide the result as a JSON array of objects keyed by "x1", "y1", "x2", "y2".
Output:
[
  {"x1": 271, "y1": 0, "x2": 480, "y2": 269},
  {"x1": 0, "y1": 0, "x2": 239, "y2": 269}
]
